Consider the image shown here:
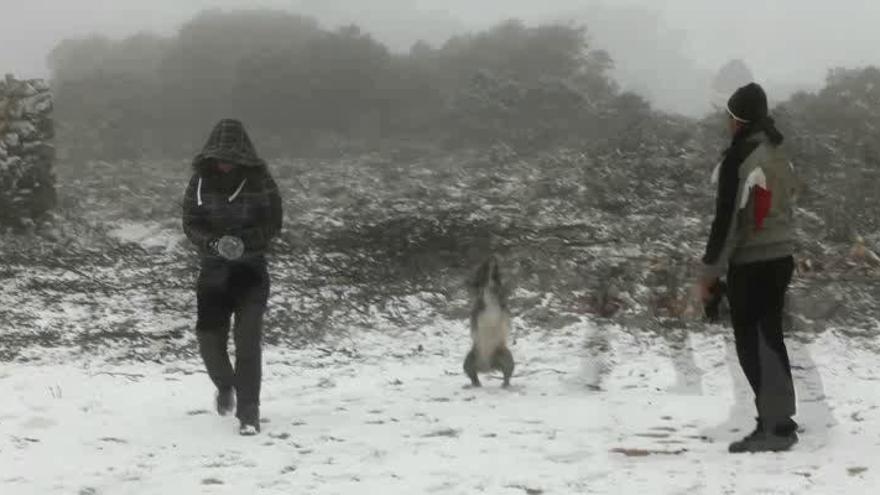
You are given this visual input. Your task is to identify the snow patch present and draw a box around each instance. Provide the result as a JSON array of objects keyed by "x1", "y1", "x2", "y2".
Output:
[{"x1": 107, "y1": 221, "x2": 183, "y2": 252}]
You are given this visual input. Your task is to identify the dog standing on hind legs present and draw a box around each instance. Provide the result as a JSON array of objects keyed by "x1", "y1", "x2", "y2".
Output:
[{"x1": 463, "y1": 255, "x2": 515, "y2": 388}]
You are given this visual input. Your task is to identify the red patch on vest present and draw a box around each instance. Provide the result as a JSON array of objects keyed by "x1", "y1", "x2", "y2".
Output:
[{"x1": 753, "y1": 186, "x2": 772, "y2": 230}]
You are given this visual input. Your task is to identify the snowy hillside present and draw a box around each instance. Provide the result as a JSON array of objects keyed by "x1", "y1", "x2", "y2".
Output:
[{"x1": 1, "y1": 150, "x2": 879, "y2": 494}]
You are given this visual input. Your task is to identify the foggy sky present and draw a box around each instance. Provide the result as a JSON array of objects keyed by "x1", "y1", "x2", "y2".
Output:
[{"x1": 3, "y1": 0, "x2": 880, "y2": 114}]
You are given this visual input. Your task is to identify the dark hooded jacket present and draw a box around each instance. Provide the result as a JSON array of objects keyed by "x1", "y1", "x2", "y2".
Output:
[{"x1": 182, "y1": 119, "x2": 282, "y2": 262}]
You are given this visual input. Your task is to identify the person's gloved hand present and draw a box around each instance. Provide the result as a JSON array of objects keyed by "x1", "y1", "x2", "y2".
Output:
[
  {"x1": 208, "y1": 235, "x2": 245, "y2": 260},
  {"x1": 696, "y1": 274, "x2": 718, "y2": 304}
]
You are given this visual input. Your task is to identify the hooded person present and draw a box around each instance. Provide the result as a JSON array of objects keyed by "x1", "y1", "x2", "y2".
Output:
[
  {"x1": 697, "y1": 82, "x2": 800, "y2": 453},
  {"x1": 182, "y1": 118, "x2": 283, "y2": 436}
]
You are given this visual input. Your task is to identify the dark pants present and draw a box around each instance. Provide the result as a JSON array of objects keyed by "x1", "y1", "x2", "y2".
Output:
[
  {"x1": 196, "y1": 259, "x2": 269, "y2": 419},
  {"x1": 727, "y1": 256, "x2": 797, "y2": 434}
]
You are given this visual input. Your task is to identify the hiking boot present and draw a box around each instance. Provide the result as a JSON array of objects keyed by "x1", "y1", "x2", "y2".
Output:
[
  {"x1": 729, "y1": 419, "x2": 799, "y2": 453},
  {"x1": 215, "y1": 387, "x2": 235, "y2": 416},
  {"x1": 729, "y1": 430, "x2": 798, "y2": 453},
  {"x1": 237, "y1": 405, "x2": 260, "y2": 436}
]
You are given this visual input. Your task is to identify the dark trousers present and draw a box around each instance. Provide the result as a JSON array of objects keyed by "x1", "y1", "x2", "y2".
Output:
[
  {"x1": 196, "y1": 259, "x2": 269, "y2": 418},
  {"x1": 727, "y1": 256, "x2": 797, "y2": 434}
]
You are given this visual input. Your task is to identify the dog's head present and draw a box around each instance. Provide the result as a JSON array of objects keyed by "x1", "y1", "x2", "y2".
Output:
[{"x1": 469, "y1": 254, "x2": 504, "y2": 296}]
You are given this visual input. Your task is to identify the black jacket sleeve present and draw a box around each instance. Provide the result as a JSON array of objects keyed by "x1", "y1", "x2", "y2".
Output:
[
  {"x1": 702, "y1": 155, "x2": 740, "y2": 265},
  {"x1": 266, "y1": 173, "x2": 283, "y2": 240},
  {"x1": 701, "y1": 141, "x2": 760, "y2": 277},
  {"x1": 238, "y1": 172, "x2": 283, "y2": 252},
  {"x1": 182, "y1": 174, "x2": 214, "y2": 251}
]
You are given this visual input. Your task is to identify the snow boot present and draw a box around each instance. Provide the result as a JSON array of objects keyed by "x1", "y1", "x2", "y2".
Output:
[
  {"x1": 239, "y1": 422, "x2": 260, "y2": 436},
  {"x1": 215, "y1": 386, "x2": 235, "y2": 416},
  {"x1": 729, "y1": 419, "x2": 798, "y2": 453},
  {"x1": 238, "y1": 404, "x2": 261, "y2": 436}
]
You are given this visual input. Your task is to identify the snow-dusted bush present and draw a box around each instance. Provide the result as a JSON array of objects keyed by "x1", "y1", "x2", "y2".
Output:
[
  {"x1": 48, "y1": 12, "x2": 631, "y2": 160},
  {"x1": 776, "y1": 66, "x2": 880, "y2": 241}
]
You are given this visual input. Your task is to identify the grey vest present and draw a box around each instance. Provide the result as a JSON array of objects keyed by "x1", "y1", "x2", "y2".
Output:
[{"x1": 730, "y1": 138, "x2": 797, "y2": 265}]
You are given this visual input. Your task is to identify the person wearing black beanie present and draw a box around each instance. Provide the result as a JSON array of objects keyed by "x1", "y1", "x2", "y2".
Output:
[
  {"x1": 698, "y1": 82, "x2": 800, "y2": 453},
  {"x1": 725, "y1": 82, "x2": 785, "y2": 146}
]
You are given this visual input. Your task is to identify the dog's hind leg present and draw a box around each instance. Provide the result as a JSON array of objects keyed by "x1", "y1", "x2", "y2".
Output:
[
  {"x1": 493, "y1": 346, "x2": 515, "y2": 388},
  {"x1": 464, "y1": 348, "x2": 481, "y2": 387}
]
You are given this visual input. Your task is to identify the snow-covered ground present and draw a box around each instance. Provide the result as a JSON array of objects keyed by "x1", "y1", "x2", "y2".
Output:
[{"x1": 1, "y1": 319, "x2": 877, "y2": 494}]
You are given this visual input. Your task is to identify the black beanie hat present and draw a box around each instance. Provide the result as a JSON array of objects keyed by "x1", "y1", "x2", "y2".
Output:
[{"x1": 726, "y1": 82, "x2": 768, "y2": 123}]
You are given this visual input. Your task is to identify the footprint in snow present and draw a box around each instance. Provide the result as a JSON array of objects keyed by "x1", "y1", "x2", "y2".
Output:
[
  {"x1": 547, "y1": 450, "x2": 592, "y2": 464},
  {"x1": 98, "y1": 437, "x2": 128, "y2": 444},
  {"x1": 848, "y1": 467, "x2": 869, "y2": 477},
  {"x1": 610, "y1": 447, "x2": 688, "y2": 457},
  {"x1": 422, "y1": 428, "x2": 461, "y2": 438},
  {"x1": 22, "y1": 416, "x2": 56, "y2": 429},
  {"x1": 506, "y1": 485, "x2": 544, "y2": 495}
]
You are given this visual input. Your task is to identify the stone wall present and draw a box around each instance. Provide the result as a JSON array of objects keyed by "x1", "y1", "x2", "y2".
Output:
[{"x1": 0, "y1": 74, "x2": 56, "y2": 227}]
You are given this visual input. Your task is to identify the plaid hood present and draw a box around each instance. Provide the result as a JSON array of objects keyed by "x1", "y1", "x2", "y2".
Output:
[
  {"x1": 192, "y1": 119, "x2": 266, "y2": 170},
  {"x1": 183, "y1": 119, "x2": 282, "y2": 262}
]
